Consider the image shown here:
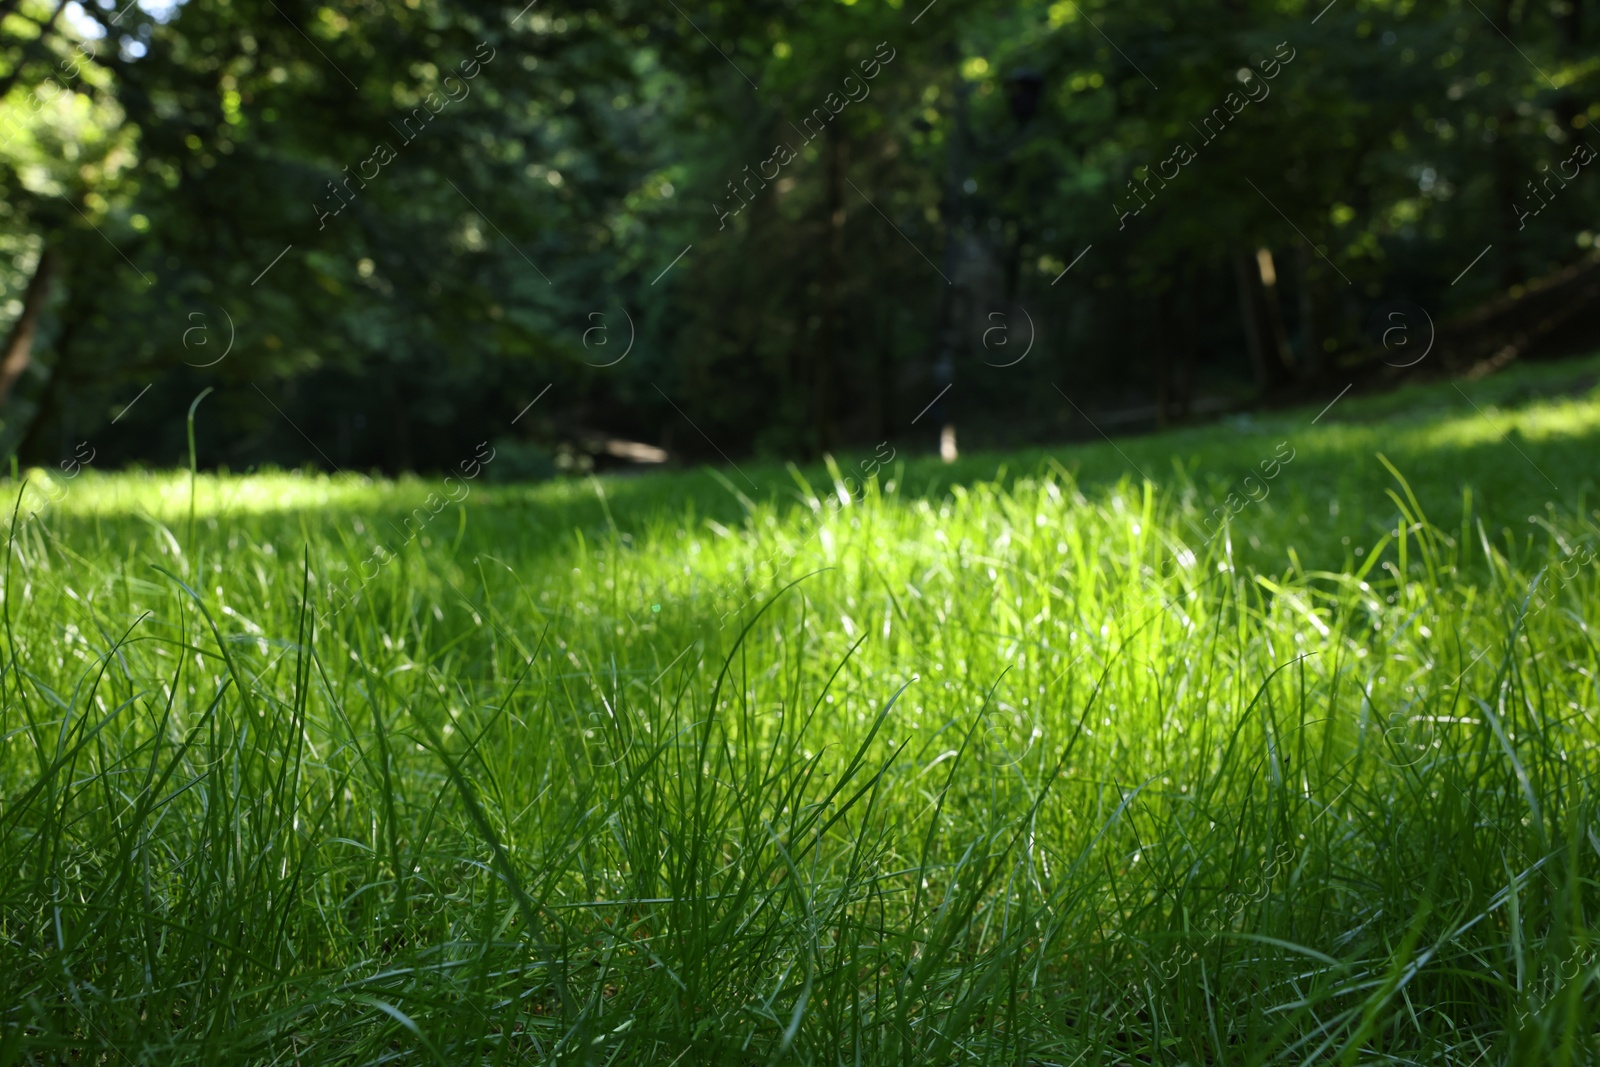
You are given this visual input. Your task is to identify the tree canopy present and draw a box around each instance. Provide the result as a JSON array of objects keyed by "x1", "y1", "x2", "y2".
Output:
[{"x1": 1, "y1": 0, "x2": 1595, "y2": 471}]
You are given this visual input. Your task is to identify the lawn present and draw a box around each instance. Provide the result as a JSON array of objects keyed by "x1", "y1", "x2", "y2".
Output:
[{"x1": 4, "y1": 357, "x2": 1600, "y2": 1065}]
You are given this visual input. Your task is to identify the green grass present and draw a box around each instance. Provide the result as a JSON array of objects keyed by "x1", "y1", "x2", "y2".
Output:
[{"x1": 4, "y1": 356, "x2": 1600, "y2": 1065}]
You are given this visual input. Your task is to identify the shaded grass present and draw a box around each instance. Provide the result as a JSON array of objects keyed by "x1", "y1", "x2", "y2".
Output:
[{"x1": 2, "y1": 359, "x2": 1600, "y2": 1064}]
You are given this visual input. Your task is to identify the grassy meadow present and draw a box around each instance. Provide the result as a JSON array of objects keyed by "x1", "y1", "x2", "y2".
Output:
[{"x1": 4, "y1": 357, "x2": 1600, "y2": 1064}]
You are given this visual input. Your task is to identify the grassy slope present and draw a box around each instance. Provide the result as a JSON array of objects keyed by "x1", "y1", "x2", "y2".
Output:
[{"x1": 3, "y1": 356, "x2": 1600, "y2": 1064}]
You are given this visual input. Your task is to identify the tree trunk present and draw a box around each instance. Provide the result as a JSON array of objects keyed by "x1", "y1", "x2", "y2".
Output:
[
  {"x1": 1555, "y1": 0, "x2": 1584, "y2": 130},
  {"x1": 1177, "y1": 266, "x2": 1199, "y2": 418},
  {"x1": 1491, "y1": 108, "x2": 1525, "y2": 289},
  {"x1": 1295, "y1": 242, "x2": 1325, "y2": 381},
  {"x1": 1232, "y1": 248, "x2": 1273, "y2": 393},
  {"x1": 13, "y1": 269, "x2": 80, "y2": 466},
  {"x1": 930, "y1": 72, "x2": 971, "y2": 455},
  {"x1": 1256, "y1": 247, "x2": 1296, "y2": 374},
  {"x1": 872, "y1": 301, "x2": 891, "y2": 442},
  {"x1": 1155, "y1": 282, "x2": 1174, "y2": 427},
  {"x1": 815, "y1": 123, "x2": 843, "y2": 454},
  {"x1": 0, "y1": 246, "x2": 58, "y2": 407},
  {"x1": 12, "y1": 353, "x2": 66, "y2": 464},
  {"x1": 382, "y1": 371, "x2": 411, "y2": 472},
  {"x1": 1492, "y1": 0, "x2": 1524, "y2": 288}
]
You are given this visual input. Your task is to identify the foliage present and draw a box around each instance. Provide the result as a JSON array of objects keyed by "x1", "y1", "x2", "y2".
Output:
[{"x1": 0, "y1": 0, "x2": 1596, "y2": 465}]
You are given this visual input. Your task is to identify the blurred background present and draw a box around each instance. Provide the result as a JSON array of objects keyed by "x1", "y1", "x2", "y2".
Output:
[{"x1": 1, "y1": 0, "x2": 1597, "y2": 476}]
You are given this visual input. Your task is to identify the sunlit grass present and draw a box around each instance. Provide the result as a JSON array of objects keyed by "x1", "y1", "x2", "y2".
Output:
[{"x1": 3, "y1": 358, "x2": 1600, "y2": 1064}]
